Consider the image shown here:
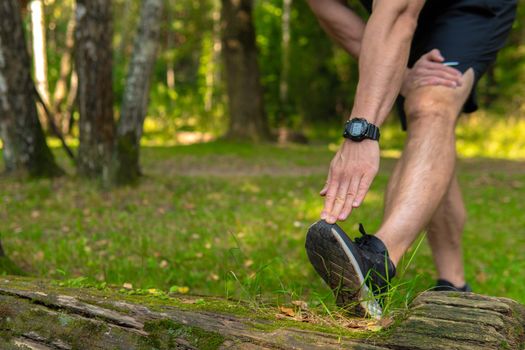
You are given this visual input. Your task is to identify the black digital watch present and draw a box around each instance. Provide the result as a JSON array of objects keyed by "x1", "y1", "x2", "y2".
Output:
[{"x1": 342, "y1": 118, "x2": 380, "y2": 142}]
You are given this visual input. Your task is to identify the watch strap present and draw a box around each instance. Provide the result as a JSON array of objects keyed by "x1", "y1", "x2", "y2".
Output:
[{"x1": 365, "y1": 123, "x2": 380, "y2": 141}]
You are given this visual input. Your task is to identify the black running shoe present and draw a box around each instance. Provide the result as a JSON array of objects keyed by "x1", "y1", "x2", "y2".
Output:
[
  {"x1": 432, "y1": 278, "x2": 472, "y2": 292},
  {"x1": 305, "y1": 220, "x2": 396, "y2": 319}
]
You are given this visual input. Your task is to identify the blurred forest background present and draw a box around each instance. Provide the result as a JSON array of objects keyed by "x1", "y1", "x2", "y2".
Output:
[
  {"x1": 2, "y1": 0, "x2": 525, "y2": 180},
  {"x1": 1, "y1": 0, "x2": 525, "y2": 312}
]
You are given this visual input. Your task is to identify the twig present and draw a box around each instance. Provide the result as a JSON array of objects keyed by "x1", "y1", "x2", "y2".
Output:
[{"x1": 33, "y1": 87, "x2": 76, "y2": 163}]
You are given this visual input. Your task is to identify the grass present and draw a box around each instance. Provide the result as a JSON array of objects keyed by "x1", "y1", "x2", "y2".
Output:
[{"x1": 1, "y1": 116, "x2": 525, "y2": 321}]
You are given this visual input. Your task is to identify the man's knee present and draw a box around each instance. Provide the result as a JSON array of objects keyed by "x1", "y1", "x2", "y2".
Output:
[
  {"x1": 404, "y1": 89, "x2": 460, "y2": 127},
  {"x1": 404, "y1": 68, "x2": 475, "y2": 127}
]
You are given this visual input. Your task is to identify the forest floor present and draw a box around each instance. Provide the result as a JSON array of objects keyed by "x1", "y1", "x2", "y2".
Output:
[{"x1": 1, "y1": 134, "x2": 525, "y2": 318}]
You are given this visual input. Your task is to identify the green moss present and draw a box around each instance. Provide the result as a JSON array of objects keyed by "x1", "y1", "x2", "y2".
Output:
[
  {"x1": 143, "y1": 319, "x2": 225, "y2": 350},
  {"x1": 0, "y1": 257, "x2": 26, "y2": 276},
  {"x1": 111, "y1": 131, "x2": 140, "y2": 186},
  {"x1": 0, "y1": 295, "x2": 143, "y2": 349},
  {"x1": 246, "y1": 317, "x2": 372, "y2": 338},
  {"x1": 0, "y1": 276, "x2": 378, "y2": 340}
]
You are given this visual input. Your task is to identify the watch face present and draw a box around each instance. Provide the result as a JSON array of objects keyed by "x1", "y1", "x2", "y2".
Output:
[{"x1": 350, "y1": 120, "x2": 366, "y2": 137}]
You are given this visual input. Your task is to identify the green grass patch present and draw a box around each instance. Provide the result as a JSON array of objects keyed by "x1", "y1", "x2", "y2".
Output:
[{"x1": 1, "y1": 117, "x2": 524, "y2": 320}]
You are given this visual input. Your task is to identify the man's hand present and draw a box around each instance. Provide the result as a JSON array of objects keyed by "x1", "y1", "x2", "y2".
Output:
[
  {"x1": 401, "y1": 49, "x2": 463, "y2": 97},
  {"x1": 320, "y1": 139, "x2": 379, "y2": 223}
]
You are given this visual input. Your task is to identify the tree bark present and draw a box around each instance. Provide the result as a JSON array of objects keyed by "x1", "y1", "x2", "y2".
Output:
[
  {"x1": 0, "y1": 0, "x2": 63, "y2": 177},
  {"x1": 221, "y1": 0, "x2": 271, "y2": 142},
  {"x1": 110, "y1": 0, "x2": 163, "y2": 185},
  {"x1": 75, "y1": 0, "x2": 115, "y2": 179},
  {"x1": 204, "y1": 1, "x2": 222, "y2": 113},
  {"x1": 52, "y1": 6, "x2": 76, "y2": 133},
  {"x1": 29, "y1": 0, "x2": 49, "y2": 105},
  {"x1": 0, "y1": 276, "x2": 523, "y2": 349},
  {"x1": 279, "y1": 0, "x2": 292, "y2": 118}
]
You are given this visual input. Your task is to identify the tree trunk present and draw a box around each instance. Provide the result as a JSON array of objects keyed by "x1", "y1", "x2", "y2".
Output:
[
  {"x1": 29, "y1": 0, "x2": 49, "y2": 104},
  {"x1": 75, "y1": 0, "x2": 115, "y2": 180},
  {"x1": 110, "y1": 0, "x2": 163, "y2": 185},
  {"x1": 165, "y1": 4, "x2": 175, "y2": 90},
  {"x1": 52, "y1": 5, "x2": 76, "y2": 132},
  {"x1": 29, "y1": 0, "x2": 50, "y2": 130},
  {"x1": 278, "y1": 0, "x2": 292, "y2": 123},
  {"x1": 0, "y1": 276, "x2": 523, "y2": 349},
  {"x1": 221, "y1": 0, "x2": 271, "y2": 142},
  {"x1": 0, "y1": 0, "x2": 63, "y2": 177},
  {"x1": 204, "y1": 1, "x2": 222, "y2": 113}
]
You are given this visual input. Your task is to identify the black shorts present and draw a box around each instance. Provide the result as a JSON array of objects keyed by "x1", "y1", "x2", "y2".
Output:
[{"x1": 359, "y1": 0, "x2": 517, "y2": 129}]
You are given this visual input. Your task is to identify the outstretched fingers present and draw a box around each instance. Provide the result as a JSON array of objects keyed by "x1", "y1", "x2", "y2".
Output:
[
  {"x1": 320, "y1": 167, "x2": 332, "y2": 196},
  {"x1": 338, "y1": 175, "x2": 361, "y2": 221},
  {"x1": 327, "y1": 179, "x2": 351, "y2": 223},
  {"x1": 353, "y1": 173, "x2": 374, "y2": 208},
  {"x1": 321, "y1": 173, "x2": 338, "y2": 221}
]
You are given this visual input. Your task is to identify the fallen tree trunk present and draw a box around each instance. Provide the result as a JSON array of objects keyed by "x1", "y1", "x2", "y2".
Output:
[{"x1": 0, "y1": 277, "x2": 523, "y2": 349}]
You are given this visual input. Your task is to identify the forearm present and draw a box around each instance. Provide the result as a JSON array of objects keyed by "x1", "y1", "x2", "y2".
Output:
[
  {"x1": 351, "y1": 1, "x2": 424, "y2": 126},
  {"x1": 307, "y1": 0, "x2": 365, "y2": 59}
]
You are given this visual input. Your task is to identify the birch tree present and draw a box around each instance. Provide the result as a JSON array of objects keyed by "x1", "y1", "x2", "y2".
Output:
[
  {"x1": 29, "y1": 0, "x2": 50, "y2": 106},
  {"x1": 0, "y1": 0, "x2": 63, "y2": 177},
  {"x1": 110, "y1": 0, "x2": 163, "y2": 185}
]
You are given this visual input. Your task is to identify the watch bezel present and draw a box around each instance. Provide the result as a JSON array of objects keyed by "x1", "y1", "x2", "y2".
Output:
[{"x1": 344, "y1": 118, "x2": 369, "y2": 141}]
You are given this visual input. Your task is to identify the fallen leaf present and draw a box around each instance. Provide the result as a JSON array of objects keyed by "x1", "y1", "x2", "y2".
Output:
[
  {"x1": 501, "y1": 196, "x2": 511, "y2": 204},
  {"x1": 291, "y1": 300, "x2": 308, "y2": 310},
  {"x1": 34, "y1": 251, "x2": 45, "y2": 261},
  {"x1": 183, "y1": 203, "x2": 195, "y2": 210},
  {"x1": 279, "y1": 306, "x2": 295, "y2": 317},
  {"x1": 476, "y1": 271, "x2": 487, "y2": 283},
  {"x1": 94, "y1": 240, "x2": 109, "y2": 247},
  {"x1": 180, "y1": 299, "x2": 198, "y2": 304},
  {"x1": 379, "y1": 317, "x2": 394, "y2": 328},
  {"x1": 366, "y1": 324, "x2": 383, "y2": 332}
]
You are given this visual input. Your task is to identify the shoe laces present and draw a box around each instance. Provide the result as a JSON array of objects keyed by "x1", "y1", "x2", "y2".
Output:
[
  {"x1": 354, "y1": 223, "x2": 388, "y2": 256},
  {"x1": 354, "y1": 223, "x2": 374, "y2": 247}
]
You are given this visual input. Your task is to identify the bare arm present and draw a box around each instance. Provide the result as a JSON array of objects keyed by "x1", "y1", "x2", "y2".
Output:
[
  {"x1": 319, "y1": 0, "x2": 425, "y2": 224},
  {"x1": 306, "y1": 0, "x2": 365, "y2": 58},
  {"x1": 307, "y1": 1, "x2": 462, "y2": 99},
  {"x1": 350, "y1": 0, "x2": 424, "y2": 125}
]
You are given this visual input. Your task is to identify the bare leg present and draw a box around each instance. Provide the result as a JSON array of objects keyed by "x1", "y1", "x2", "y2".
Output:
[
  {"x1": 385, "y1": 157, "x2": 467, "y2": 286},
  {"x1": 375, "y1": 69, "x2": 474, "y2": 265},
  {"x1": 427, "y1": 173, "x2": 466, "y2": 287}
]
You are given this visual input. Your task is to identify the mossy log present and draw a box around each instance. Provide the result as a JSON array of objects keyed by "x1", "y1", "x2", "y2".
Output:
[{"x1": 0, "y1": 277, "x2": 523, "y2": 350}]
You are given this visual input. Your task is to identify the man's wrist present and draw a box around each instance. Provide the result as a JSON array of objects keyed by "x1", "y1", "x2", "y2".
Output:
[{"x1": 343, "y1": 118, "x2": 380, "y2": 142}]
